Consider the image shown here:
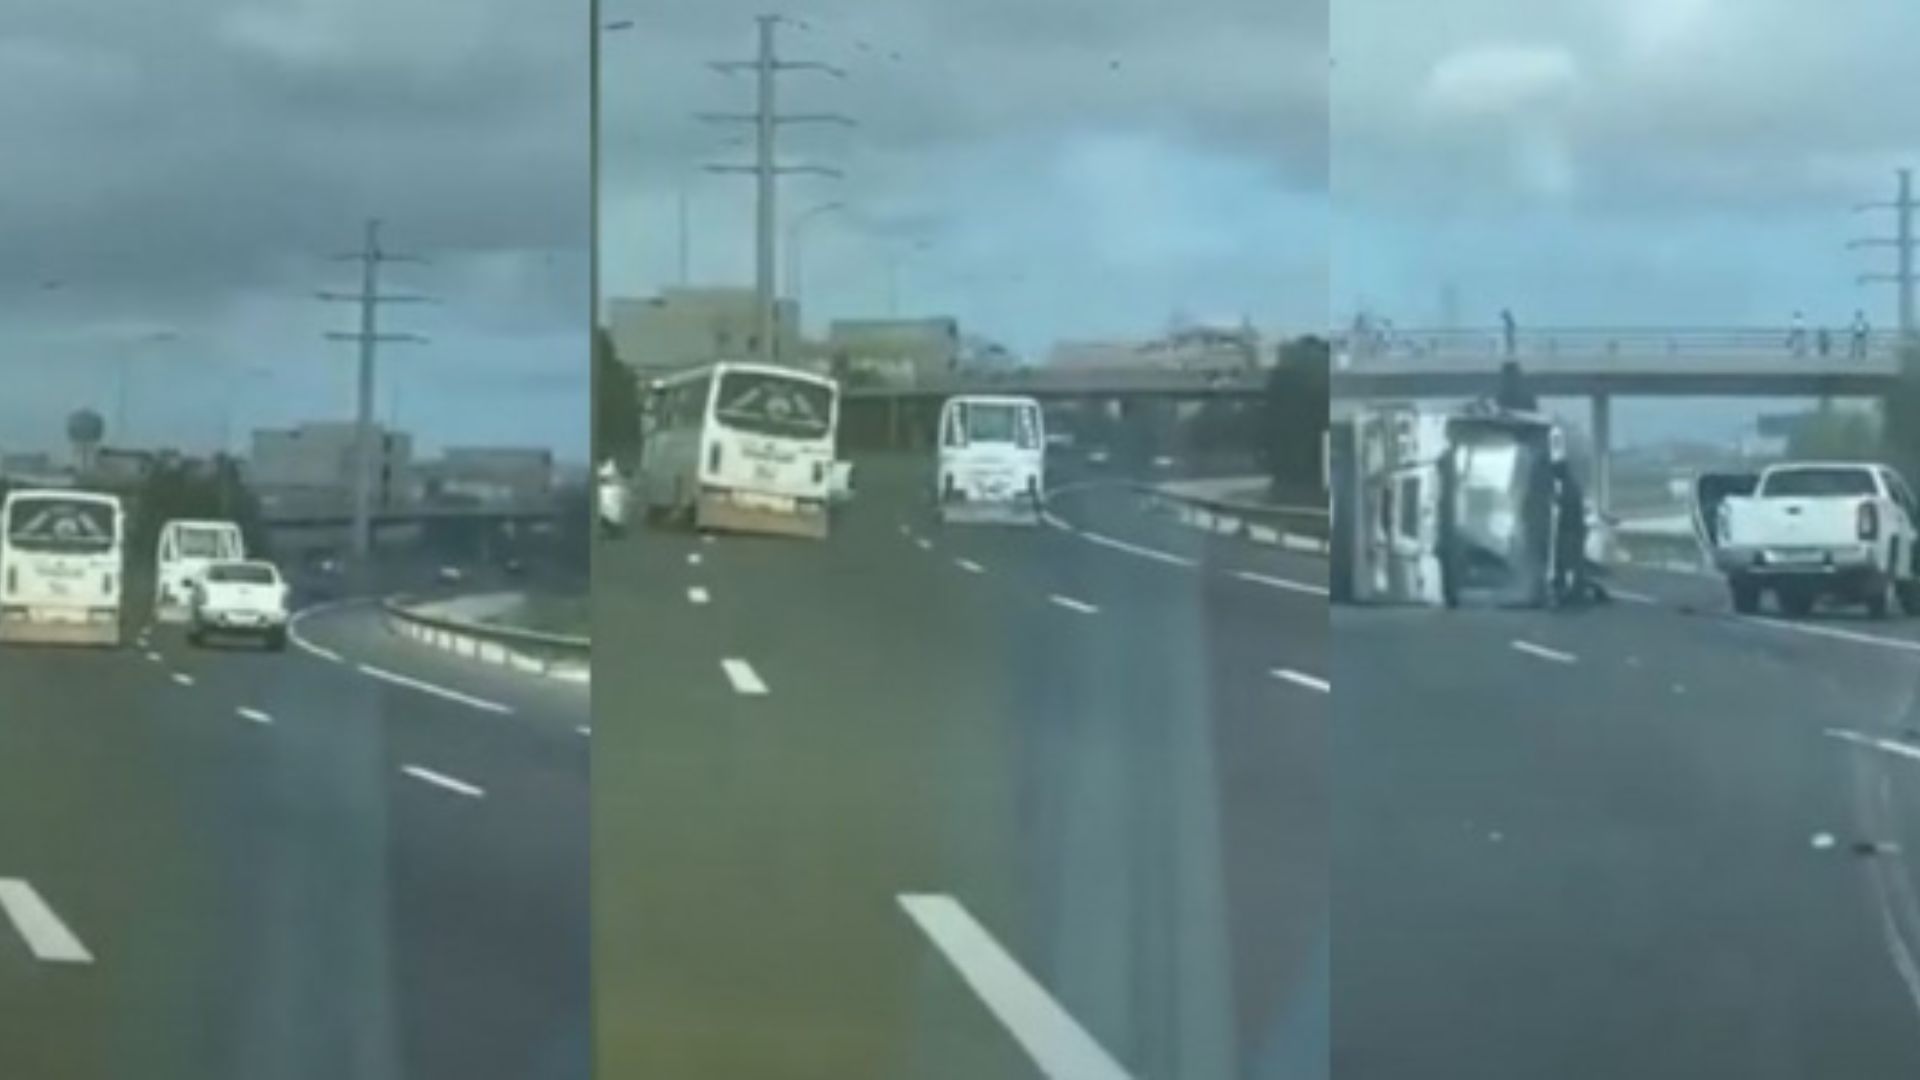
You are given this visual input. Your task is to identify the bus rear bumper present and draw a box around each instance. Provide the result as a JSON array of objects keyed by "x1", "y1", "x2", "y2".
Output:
[
  {"x1": 0, "y1": 613, "x2": 121, "y2": 647},
  {"x1": 696, "y1": 493, "x2": 829, "y2": 540}
]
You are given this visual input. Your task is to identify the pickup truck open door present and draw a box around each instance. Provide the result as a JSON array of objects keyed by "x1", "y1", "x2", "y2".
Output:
[{"x1": 1690, "y1": 470, "x2": 1761, "y2": 556}]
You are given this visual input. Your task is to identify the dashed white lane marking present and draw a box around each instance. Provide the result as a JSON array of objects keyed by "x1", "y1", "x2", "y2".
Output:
[
  {"x1": 1049, "y1": 594, "x2": 1100, "y2": 615},
  {"x1": 0, "y1": 879, "x2": 93, "y2": 964},
  {"x1": 357, "y1": 663, "x2": 512, "y2": 715},
  {"x1": 688, "y1": 586, "x2": 711, "y2": 605},
  {"x1": 1511, "y1": 640, "x2": 1577, "y2": 664},
  {"x1": 170, "y1": 672, "x2": 194, "y2": 687},
  {"x1": 898, "y1": 894, "x2": 1134, "y2": 1080},
  {"x1": 144, "y1": 651, "x2": 162, "y2": 663},
  {"x1": 687, "y1": 552, "x2": 703, "y2": 567},
  {"x1": 575, "y1": 726, "x2": 591, "y2": 737},
  {"x1": 899, "y1": 524, "x2": 913, "y2": 537},
  {"x1": 915, "y1": 537, "x2": 934, "y2": 551},
  {"x1": 1826, "y1": 728, "x2": 1920, "y2": 763},
  {"x1": 1077, "y1": 529, "x2": 1196, "y2": 568},
  {"x1": 401, "y1": 765, "x2": 486, "y2": 799},
  {"x1": 956, "y1": 558, "x2": 986, "y2": 574},
  {"x1": 1273, "y1": 669, "x2": 1330, "y2": 693},
  {"x1": 1235, "y1": 570, "x2": 1330, "y2": 597},
  {"x1": 701, "y1": 535, "x2": 716, "y2": 545},
  {"x1": 1611, "y1": 588, "x2": 1658, "y2": 605},
  {"x1": 721, "y1": 658, "x2": 769, "y2": 696},
  {"x1": 236, "y1": 707, "x2": 272, "y2": 725}
]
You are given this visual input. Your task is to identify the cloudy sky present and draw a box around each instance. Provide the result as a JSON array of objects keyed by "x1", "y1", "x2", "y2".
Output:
[
  {"x1": 0, "y1": 0, "x2": 588, "y2": 461},
  {"x1": 600, "y1": 0, "x2": 1327, "y2": 360},
  {"x1": 1336, "y1": 0, "x2": 1920, "y2": 446}
]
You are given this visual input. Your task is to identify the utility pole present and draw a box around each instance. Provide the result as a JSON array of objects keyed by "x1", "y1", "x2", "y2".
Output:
[
  {"x1": 701, "y1": 14, "x2": 852, "y2": 366},
  {"x1": 319, "y1": 218, "x2": 430, "y2": 573},
  {"x1": 1851, "y1": 167, "x2": 1919, "y2": 348}
]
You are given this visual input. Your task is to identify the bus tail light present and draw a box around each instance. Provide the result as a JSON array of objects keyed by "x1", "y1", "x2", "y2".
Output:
[{"x1": 1860, "y1": 501, "x2": 1880, "y2": 541}]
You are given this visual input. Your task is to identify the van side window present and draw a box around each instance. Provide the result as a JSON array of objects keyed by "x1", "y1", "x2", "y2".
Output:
[{"x1": 1397, "y1": 475, "x2": 1421, "y2": 539}]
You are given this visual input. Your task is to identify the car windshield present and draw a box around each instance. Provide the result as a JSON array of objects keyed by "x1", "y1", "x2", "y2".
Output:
[
  {"x1": 712, "y1": 371, "x2": 834, "y2": 440},
  {"x1": 1760, "y1": 468, "x2": 1878, "y2": 497},
  {"x1": 207, "y1": 563, "x2": 275, "y2": 585},
  {"x1": 5, "y1": 497, "x2": 116, "y2": 554}
]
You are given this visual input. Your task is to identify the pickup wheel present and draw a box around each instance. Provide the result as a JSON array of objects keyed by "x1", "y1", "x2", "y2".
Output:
[
  {"x1": 1866, "y1": 574, "x2": 1900, "y2": 620},
  {"x1": 1729, "y1": 576, "x2": 1761, "y2": 615},
  {"x1": 264, "y1": 629, "x2": 287, "y2": 652},
  {"x1": 1778, "y1": 588, "x2": 1816, "y2": 618}
]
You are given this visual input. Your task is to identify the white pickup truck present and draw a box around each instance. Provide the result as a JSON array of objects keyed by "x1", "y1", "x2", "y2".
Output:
[
  {"x1": 188, "y1": 559, "x2": 290, "y2": 650},
  {"x1": 1696, "y1": 461, "x2": 1920, "y2": 618}
]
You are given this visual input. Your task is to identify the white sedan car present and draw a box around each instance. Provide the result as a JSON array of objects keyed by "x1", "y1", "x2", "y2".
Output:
[{"x1": 188, "y1": 560, "x2": 290, "y2": 651}]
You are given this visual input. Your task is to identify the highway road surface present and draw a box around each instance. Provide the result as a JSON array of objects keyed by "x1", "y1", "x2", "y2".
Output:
[
  {"x1": 1336, "y1": 563, "x2": 1920, "y2": 1078},
  {"x1": 593, "y1": 455, "x2": 1328, "y2": 1079},
  {"x1": 0, "y1": 587, "x2": 588, "y2": 1079}
]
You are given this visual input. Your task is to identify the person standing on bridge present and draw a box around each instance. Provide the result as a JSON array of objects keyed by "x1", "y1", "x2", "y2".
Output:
[
  {"x1": 1501, "y1": 309, "x2": 1517, "y2": 359},
  {"x1": 1818, "y1": 325, "x2": 1832, "y2": 358},
  {"x1": 1853, "y1": 310, "x2": 1872, "y2": 359},
  {"x1": 1788, "y1": 310, "x2": 1808, "y2": 357}
]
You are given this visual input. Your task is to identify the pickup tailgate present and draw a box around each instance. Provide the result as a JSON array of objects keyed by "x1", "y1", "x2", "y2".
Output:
[
  {"x1": 1722, "y1": 496, "x2": 1863, "y2": 549},
  {"x1": 203, "y1": 582, "x2": 283, "y2": 615}
]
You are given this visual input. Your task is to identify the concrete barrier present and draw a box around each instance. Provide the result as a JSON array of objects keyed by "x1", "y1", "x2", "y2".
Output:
[
  {"x1": 1140, "y1": 478, "x2": 1330, "y2": 556},
  {"x1": 382, "y1": 592, "x2": 590, "y2": 685}
]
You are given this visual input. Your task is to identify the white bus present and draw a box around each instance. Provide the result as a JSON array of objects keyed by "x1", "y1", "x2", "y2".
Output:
[
  {"x1": 0, "y1": 488, "x2": 127, "y2": 647},
  {"x1": 937, "y1": 394, "x2": 1047, "y2": 525},
  {"x1": 154, "y1": 519, "x2": 246, "y2": 623},
  {"x1": 641, "y1": 361, "x2": 840, "y2": 539}
]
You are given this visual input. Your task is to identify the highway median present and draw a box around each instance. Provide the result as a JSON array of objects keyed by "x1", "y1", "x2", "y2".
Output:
[
  {"x1": 1139, "y1": 477, "x2": 1330, "y2": 556},
  {"x1": 381, "y1": 591, "x2": 590, "y2": 685}
]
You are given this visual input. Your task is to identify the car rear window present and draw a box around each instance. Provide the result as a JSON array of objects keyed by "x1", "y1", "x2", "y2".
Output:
[{"x1": 1759, "y1": 468, "x2": 1878, "y2": 497}]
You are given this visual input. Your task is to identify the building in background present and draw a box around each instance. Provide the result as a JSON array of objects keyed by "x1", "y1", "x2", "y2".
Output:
[
  {"x1": 608, "y1": 288, "x2": 803, "y2": 377},
  {"x1": 823, "y1": 317, "x2": 961, "y2": 385},
  {"x1": 248, "y1": 422, "x2": 413, "y2": 511}
]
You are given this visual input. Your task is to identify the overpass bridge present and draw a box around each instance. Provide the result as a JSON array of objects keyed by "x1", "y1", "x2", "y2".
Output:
[
  {"x1": 258, "y1": 499, "x2": 566, "y2": 561},
  {"x1": 1334, "y1": 326, "x2": 1911, "y2": 513}
]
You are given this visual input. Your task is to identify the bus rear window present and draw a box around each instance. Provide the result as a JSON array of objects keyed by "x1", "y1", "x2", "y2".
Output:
[
  {"x1": 713, "y1": 372, "x2": 834, "y2": 439},
  {"x1": 177, "y1": 528, "x2": 240, "y2": 559},
  {"x1": 5, "y1": 498, "x2": 116, "y2": 554}
]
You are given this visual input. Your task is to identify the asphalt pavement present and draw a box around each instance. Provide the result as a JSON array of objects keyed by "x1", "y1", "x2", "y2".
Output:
[
  {"x1": 1336, "y1": 559, "x2": 1920, "y2": 1078},
  {"x1": 0, "y1": 578, "x2": 588, "y2": 1079},
  {"x1": 592, "y1": 455, "x2": 1327, "y2": 1079}
]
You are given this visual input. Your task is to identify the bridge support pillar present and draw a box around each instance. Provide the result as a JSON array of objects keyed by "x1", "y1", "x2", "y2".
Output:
[{"x1": 1589, "y1": 392, "x2": 1612, "y2": 514}]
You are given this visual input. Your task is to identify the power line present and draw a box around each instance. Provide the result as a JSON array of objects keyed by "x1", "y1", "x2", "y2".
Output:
[
  {"x1": 1850, "y1": 167, "x2": 1918, "y2": 344},
  {"x1": 701, "y1": 14, "x2": 854, "y2": 365},
  {"x1": 318, "y1": 218, "x2": 432, "y2": 568}
]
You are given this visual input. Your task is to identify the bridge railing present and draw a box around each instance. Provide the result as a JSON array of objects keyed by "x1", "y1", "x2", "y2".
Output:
[
  {"x1": 380, "y1": 592, "x2": 589, "y2": 682},
  {"x1": 1339, "y1": 326, "x2": 1903, "y2": 365},
  {"x1": 1136, "y1": 480, "x2": 1331, "y2": 554}
]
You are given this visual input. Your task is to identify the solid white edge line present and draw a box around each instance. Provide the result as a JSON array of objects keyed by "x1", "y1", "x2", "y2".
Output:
[
  {"x1": 1273, "y1": 668, "x2": 1330, "y2": 693},
  {"x1": 1076, "y1": 529, "x2": 1196, "y2": 568},
  {"x1": 358, "y1": 663, "x2": 512, "y2": 714},
  {"x1": 1049, "y1": 594, "x2": 1100, "y2": 615},
  {"x1": 1235, "y1": 570, "x2": 1330, "y2": 597},
  {"x1": 400, "y1": 765, "x2": 486, "y2": 799},
  {"x1": 1511, "y1": 640, "x2": 1577, "y2": 664},
  {"x1": 236, "y1": 707, "x2": 272, "y2": 725},
  {"x1": 1826, "y1": 728, "x2": 1920, "y2": 763},
  {"x1": 898, "y1": 893, "x2": 1134, "y2": 1080},
  {"x1": 0, "y1": 878, "x2": 92, "y2": 964},
  {"x1": 721, "y1": 657, "x2": 769, "y2": 695}
]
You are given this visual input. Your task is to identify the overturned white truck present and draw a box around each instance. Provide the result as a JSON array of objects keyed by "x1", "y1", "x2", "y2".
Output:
[{"x1": 1330, "y1": 401, "x2": 1571, "y2": 608}]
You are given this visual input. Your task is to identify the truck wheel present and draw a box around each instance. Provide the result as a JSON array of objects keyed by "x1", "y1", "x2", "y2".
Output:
[
  {"x1": 1899, "y1": 580, "x2": 1920, "y2": 616},
  {"x1": 1729, "y1": 576, "x2": 1761, "y2": 615},
  {"x1": 1778, "y1": 588, "x2": 1816, "y2": 618}
]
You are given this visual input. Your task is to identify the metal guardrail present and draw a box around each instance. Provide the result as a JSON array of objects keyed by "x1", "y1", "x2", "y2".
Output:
[
  {"x1": 1339, "y1": 326, "x2": 1901, "y2": 365},
  {"x1": 380, "y1": 593, "x2": 590, "y2": 682}
]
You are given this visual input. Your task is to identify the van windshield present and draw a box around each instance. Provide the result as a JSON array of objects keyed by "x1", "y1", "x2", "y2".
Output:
[
  {"x1": 952, "y1": 403, "x2": 1040, "y2": 448},
  {"x1": 176, "y1": 527, "x2": 240, "y2": 559}
]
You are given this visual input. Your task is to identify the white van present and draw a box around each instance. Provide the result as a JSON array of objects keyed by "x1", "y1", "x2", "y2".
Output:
[
  {"x1": 155, "y1": 519, "x2": 245, "y2": 624},
  {"x1": 937, "y1": 395, "x2": 1046, "y2": 525}
]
